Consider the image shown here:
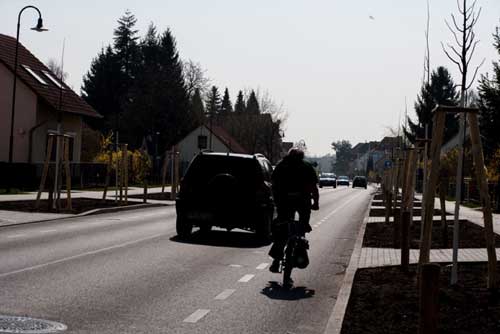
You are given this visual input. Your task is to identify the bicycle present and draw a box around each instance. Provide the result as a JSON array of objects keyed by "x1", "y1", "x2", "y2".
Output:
[{"x1": 279, "y1": 219, "x2": 310, "y2": 289}]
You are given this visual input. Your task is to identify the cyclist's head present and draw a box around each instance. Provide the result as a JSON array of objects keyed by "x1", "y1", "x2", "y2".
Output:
[{"x1": 287, "y1": 147, "x2": 304, "y2": 161}]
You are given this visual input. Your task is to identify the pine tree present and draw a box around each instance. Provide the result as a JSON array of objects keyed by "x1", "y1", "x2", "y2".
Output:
[
  {"x1": 113, "y1": 10, "x2": 140, "y2": 80},
  {"x1": 245, "y1": 90, "x2": 260, "y2": 114},
  {"x1": 152, "y1": 28, "x2": 190, "y2": 150},
  {"x1": 220, "y1": 88, "x2": 233, "y2": 115},
  {"x1": 190, "y1": 88, "x2": 205, "y2": 126},
  {"x1": 479, "y1": 25, "x2": 500, "y2": 161},
  {"x1": 206, "y1": 86, "x2": 222, "y2": 116},
  {"x1": 81, "y1": 45, "x2": 122, "y2": 132},
  {"x1": 404, "y1": 66, "x2": 459, "y2": 143},
  {"x1": 234, "y1": 90, "x2": 246, "y2": 113}
]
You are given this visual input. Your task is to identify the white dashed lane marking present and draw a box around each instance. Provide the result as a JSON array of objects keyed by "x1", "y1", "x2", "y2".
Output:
[
  {"x1": 183, "y1": 309, "x2": 210, "y2": 323},
  {"x1": 229, "y1": 264, "x2": 242, "y2": 268},
  {"x1": 238, "y1": 274, "x2": 255, "y2": 282},
  {"x1": 215, "y1": 289, "x2": 236, "y2": 300},
  {"x1": 256, "y1": 263, "x2": 268, "y2": 270}
]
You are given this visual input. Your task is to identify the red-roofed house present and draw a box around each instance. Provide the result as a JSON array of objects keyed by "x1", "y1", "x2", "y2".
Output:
[
  {"x1": 0, "y1": 33, "x2": 101, "y2": 163},
  {"x1": 173, "y1": 124, "x2": 248, "y2": 173}
]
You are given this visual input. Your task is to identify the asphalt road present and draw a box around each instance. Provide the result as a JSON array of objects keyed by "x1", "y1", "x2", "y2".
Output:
[{"x1": 0, "y1": 186, "x2": 373, "y2": 334}]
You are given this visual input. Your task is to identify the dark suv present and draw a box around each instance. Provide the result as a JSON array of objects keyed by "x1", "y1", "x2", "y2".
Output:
[{"x1": 175, "y1": 152, "x2": 275, "y2": 241}]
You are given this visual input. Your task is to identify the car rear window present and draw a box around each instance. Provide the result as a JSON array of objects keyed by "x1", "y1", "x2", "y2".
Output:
[{"x1": 184, "y1": 155, "x2": 262, "y2": 185}]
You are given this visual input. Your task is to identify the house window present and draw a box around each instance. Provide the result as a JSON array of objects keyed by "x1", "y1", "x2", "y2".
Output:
[
  {"x1": 42, "y1": 70, "x2": 65, "y2": 89},
  {"x1": 198, "y1": 135, "x2": 208, "y2": 149},
  {"x1": 22, "y1": 65, "x2": 48, "y2": 85}
]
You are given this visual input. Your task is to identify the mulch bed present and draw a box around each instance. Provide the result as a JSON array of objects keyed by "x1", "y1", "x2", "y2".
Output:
[
  {"x1": 363, "y1": 219, "x2": 500, "y2": 249},
  {"x1": 341, "y1": 263, "x2": 500, "y2": 334},
  {"x1": 128, "y1": 192, "x2": 172, "y2": 201},
  {"x1": 0, "y1": 197, "x2": 138, "y2": 214}
]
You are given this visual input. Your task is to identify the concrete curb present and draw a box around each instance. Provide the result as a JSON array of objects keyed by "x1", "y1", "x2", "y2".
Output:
[
  {"x1": 323, "y1": 193, "x2": 374, "y2": 334},
  {"x1": 0, "y1": 202, "x2": 171, "y2": 229}
]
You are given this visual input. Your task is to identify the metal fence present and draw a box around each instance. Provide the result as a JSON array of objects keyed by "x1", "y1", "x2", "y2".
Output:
[{"x1": 0, "y1": 162, "x2": 107, "y2": 190}]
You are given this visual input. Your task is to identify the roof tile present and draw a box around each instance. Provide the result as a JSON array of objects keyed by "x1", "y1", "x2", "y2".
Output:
[{"x1": 0, "y1": 33, "x2": 101, "y2": 118}]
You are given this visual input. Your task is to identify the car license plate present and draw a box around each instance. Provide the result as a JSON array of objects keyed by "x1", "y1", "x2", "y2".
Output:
[{"x1": 187, "y1": 212, "x2": 213, "y2": 221}]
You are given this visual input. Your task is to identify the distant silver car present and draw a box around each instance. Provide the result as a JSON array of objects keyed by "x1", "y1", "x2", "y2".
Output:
[
  {"x1": 318, "y1": 173, "x2": 336, "y2": 188},
  {"x1": 337, "y1": 175, "x2": 350, "y2": 186}
]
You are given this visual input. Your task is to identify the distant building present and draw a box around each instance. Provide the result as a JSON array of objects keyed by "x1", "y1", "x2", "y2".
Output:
[
  {"x1": 349, "y1": 136, "x2": 402, "y2": 176},
  {"x1": 172, "y1": 124, "x2": 247, "y2": 174},
  {"x1": 0, "y1": 33, "x2": 101, "y2": 163}
]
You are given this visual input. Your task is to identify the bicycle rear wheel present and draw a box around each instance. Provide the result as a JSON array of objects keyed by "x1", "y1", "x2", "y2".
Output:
[{"x1": 282, "y1": 242, "x2": 294, "y2": 289}]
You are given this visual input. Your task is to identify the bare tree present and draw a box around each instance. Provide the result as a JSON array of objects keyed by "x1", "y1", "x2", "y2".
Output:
[
  {"x1": 423, "y1": 0, "x2": 431, "y2": 86},
  {"x1": 183, "y1": 60, "x2": 210, "y2": 97},
  {"x1": 442, "y1": 0, "x2": 485, "y2": 98},
  {"x1": 46, "y1": 58, "x2": 68, "y2": 82},
  {"x1": 441, "y1": 0, "x2": 490, "y2": 285}
]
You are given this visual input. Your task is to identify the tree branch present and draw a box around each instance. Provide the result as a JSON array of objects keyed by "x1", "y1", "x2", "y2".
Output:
[
  {"x1": 446, "y1": 19, "x2": 462, "y2": 46},
  {"x1": 465, "y1": 57, "x2": 486, "y2": 90},
  {"x1": 451, "y1": 14, "x2": 465, "y2": 33},
  {"x1": 441, "y1": 42, "x2": 463, "y2": 73}
]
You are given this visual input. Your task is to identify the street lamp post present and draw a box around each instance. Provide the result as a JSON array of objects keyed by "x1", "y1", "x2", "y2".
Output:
[{"x1": 8, "y1": 5, "x2": 48, "y2": 163}]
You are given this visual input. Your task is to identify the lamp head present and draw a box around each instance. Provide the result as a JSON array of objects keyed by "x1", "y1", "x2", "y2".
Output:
[{"x1": 31, "y1": 18, "x2": 48, "y2": 32}]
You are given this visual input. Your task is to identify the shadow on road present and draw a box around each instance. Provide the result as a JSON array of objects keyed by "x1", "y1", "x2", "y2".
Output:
[
  {"x1": 260, "y1": 281, "x2": 315, "y2": 300},
  {"x1": 170, "y1": 229, "x2": 271, "y2": 248}
]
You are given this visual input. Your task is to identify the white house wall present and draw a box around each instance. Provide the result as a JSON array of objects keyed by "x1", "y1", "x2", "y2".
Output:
[
  {"x1": 0, "y1": 63, "x2": 38, "y2": 163},
  {"x1": 177, "y1": 125, "x2": 231, "y2": 165}
]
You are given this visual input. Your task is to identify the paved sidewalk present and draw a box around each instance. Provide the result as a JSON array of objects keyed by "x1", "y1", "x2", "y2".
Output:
[
  {"x1": 0, "y1": 186, "x2": 174, "y2": 226},
  {"x1": 432, "y1": 196, "x2": 500, "y2": 234},
  {"x1": 359, "y1": 247, "x2": 500, "y2": 268}
]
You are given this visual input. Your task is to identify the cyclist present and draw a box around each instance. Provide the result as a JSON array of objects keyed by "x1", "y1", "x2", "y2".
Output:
[{"x1": 268, "y1": 147, "x2": 319, "y2": 274}]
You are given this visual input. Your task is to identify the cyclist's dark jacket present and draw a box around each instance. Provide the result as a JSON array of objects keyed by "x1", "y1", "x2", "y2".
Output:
[{"x1": 271, "y1": 156, "x2": 319, "y2": 208}]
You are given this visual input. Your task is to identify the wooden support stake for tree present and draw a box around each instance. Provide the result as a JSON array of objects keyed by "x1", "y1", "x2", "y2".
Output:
[
  {"x1": 419, "y1": 263, "x2": 440, "y2": 334},
  {"x1": 122, "y1": 144, "x2": 128, "y2": 204},
  {"x1": 401, "y1": 210, "x2": 410, "y2": 271},
  {"x1": 393, "y1": 207, "x2": 401, "y2": 249},
  {"x1": 63, "y1": 136, "x2": 72, "y2": 211},
  {"x1": 173, "y1": 146, "x2": 180, "y2": 199},
  {"x1": 403, "y1": 149, "x2": 417, "y2": 211},
  {"x1": 385, "y1": 191, "x2": 393, "y2": 225},
  {"x1": 102, "y1": 150, "x2": 112, "y2": 202},
  {"x1": 468, "y1": 112, "x2": 497, "y2": 289},
  {"x1": 419, "y1": 110, "x2": 446, "y2": 267},
  {"x1": 35, "y1": 135, "x2": 54, "y2": 209},
  {"x1": 439, "y1": 179, "x2": 449, "y2": 247},
  {"x1": 161, "y1": 152, "x2": 169, "y2": 193},
  {"x1": 393, "y1": 161, "x2": 400, "y2": 212},
  {"x1": 400, "y1": 152, "x2": 410, "y2": 209}
]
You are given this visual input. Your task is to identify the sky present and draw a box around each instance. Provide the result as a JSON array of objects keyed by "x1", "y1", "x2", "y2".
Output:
[{"x1": 1, "y1": 0, "x2": 499, "y2": 156}]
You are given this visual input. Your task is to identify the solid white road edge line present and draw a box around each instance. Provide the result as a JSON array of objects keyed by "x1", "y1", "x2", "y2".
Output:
[
  {"x1": 6, "y1": 234, "x2": 25, "y2": 238},
  {"x1": 39, "y1": 229, "x2": 57, "y2": 233},
  {"x1": 0, "y1": 233, "x2": 166, "y2": 278}
]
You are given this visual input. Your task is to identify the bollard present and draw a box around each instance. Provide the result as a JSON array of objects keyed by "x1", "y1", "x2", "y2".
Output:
[
  {"x1": 419, "y1": 263, "x2": 440, "y2": 334},
  {"x1": 401, "y1": 210, "x2": 410, "y2": 271}
]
